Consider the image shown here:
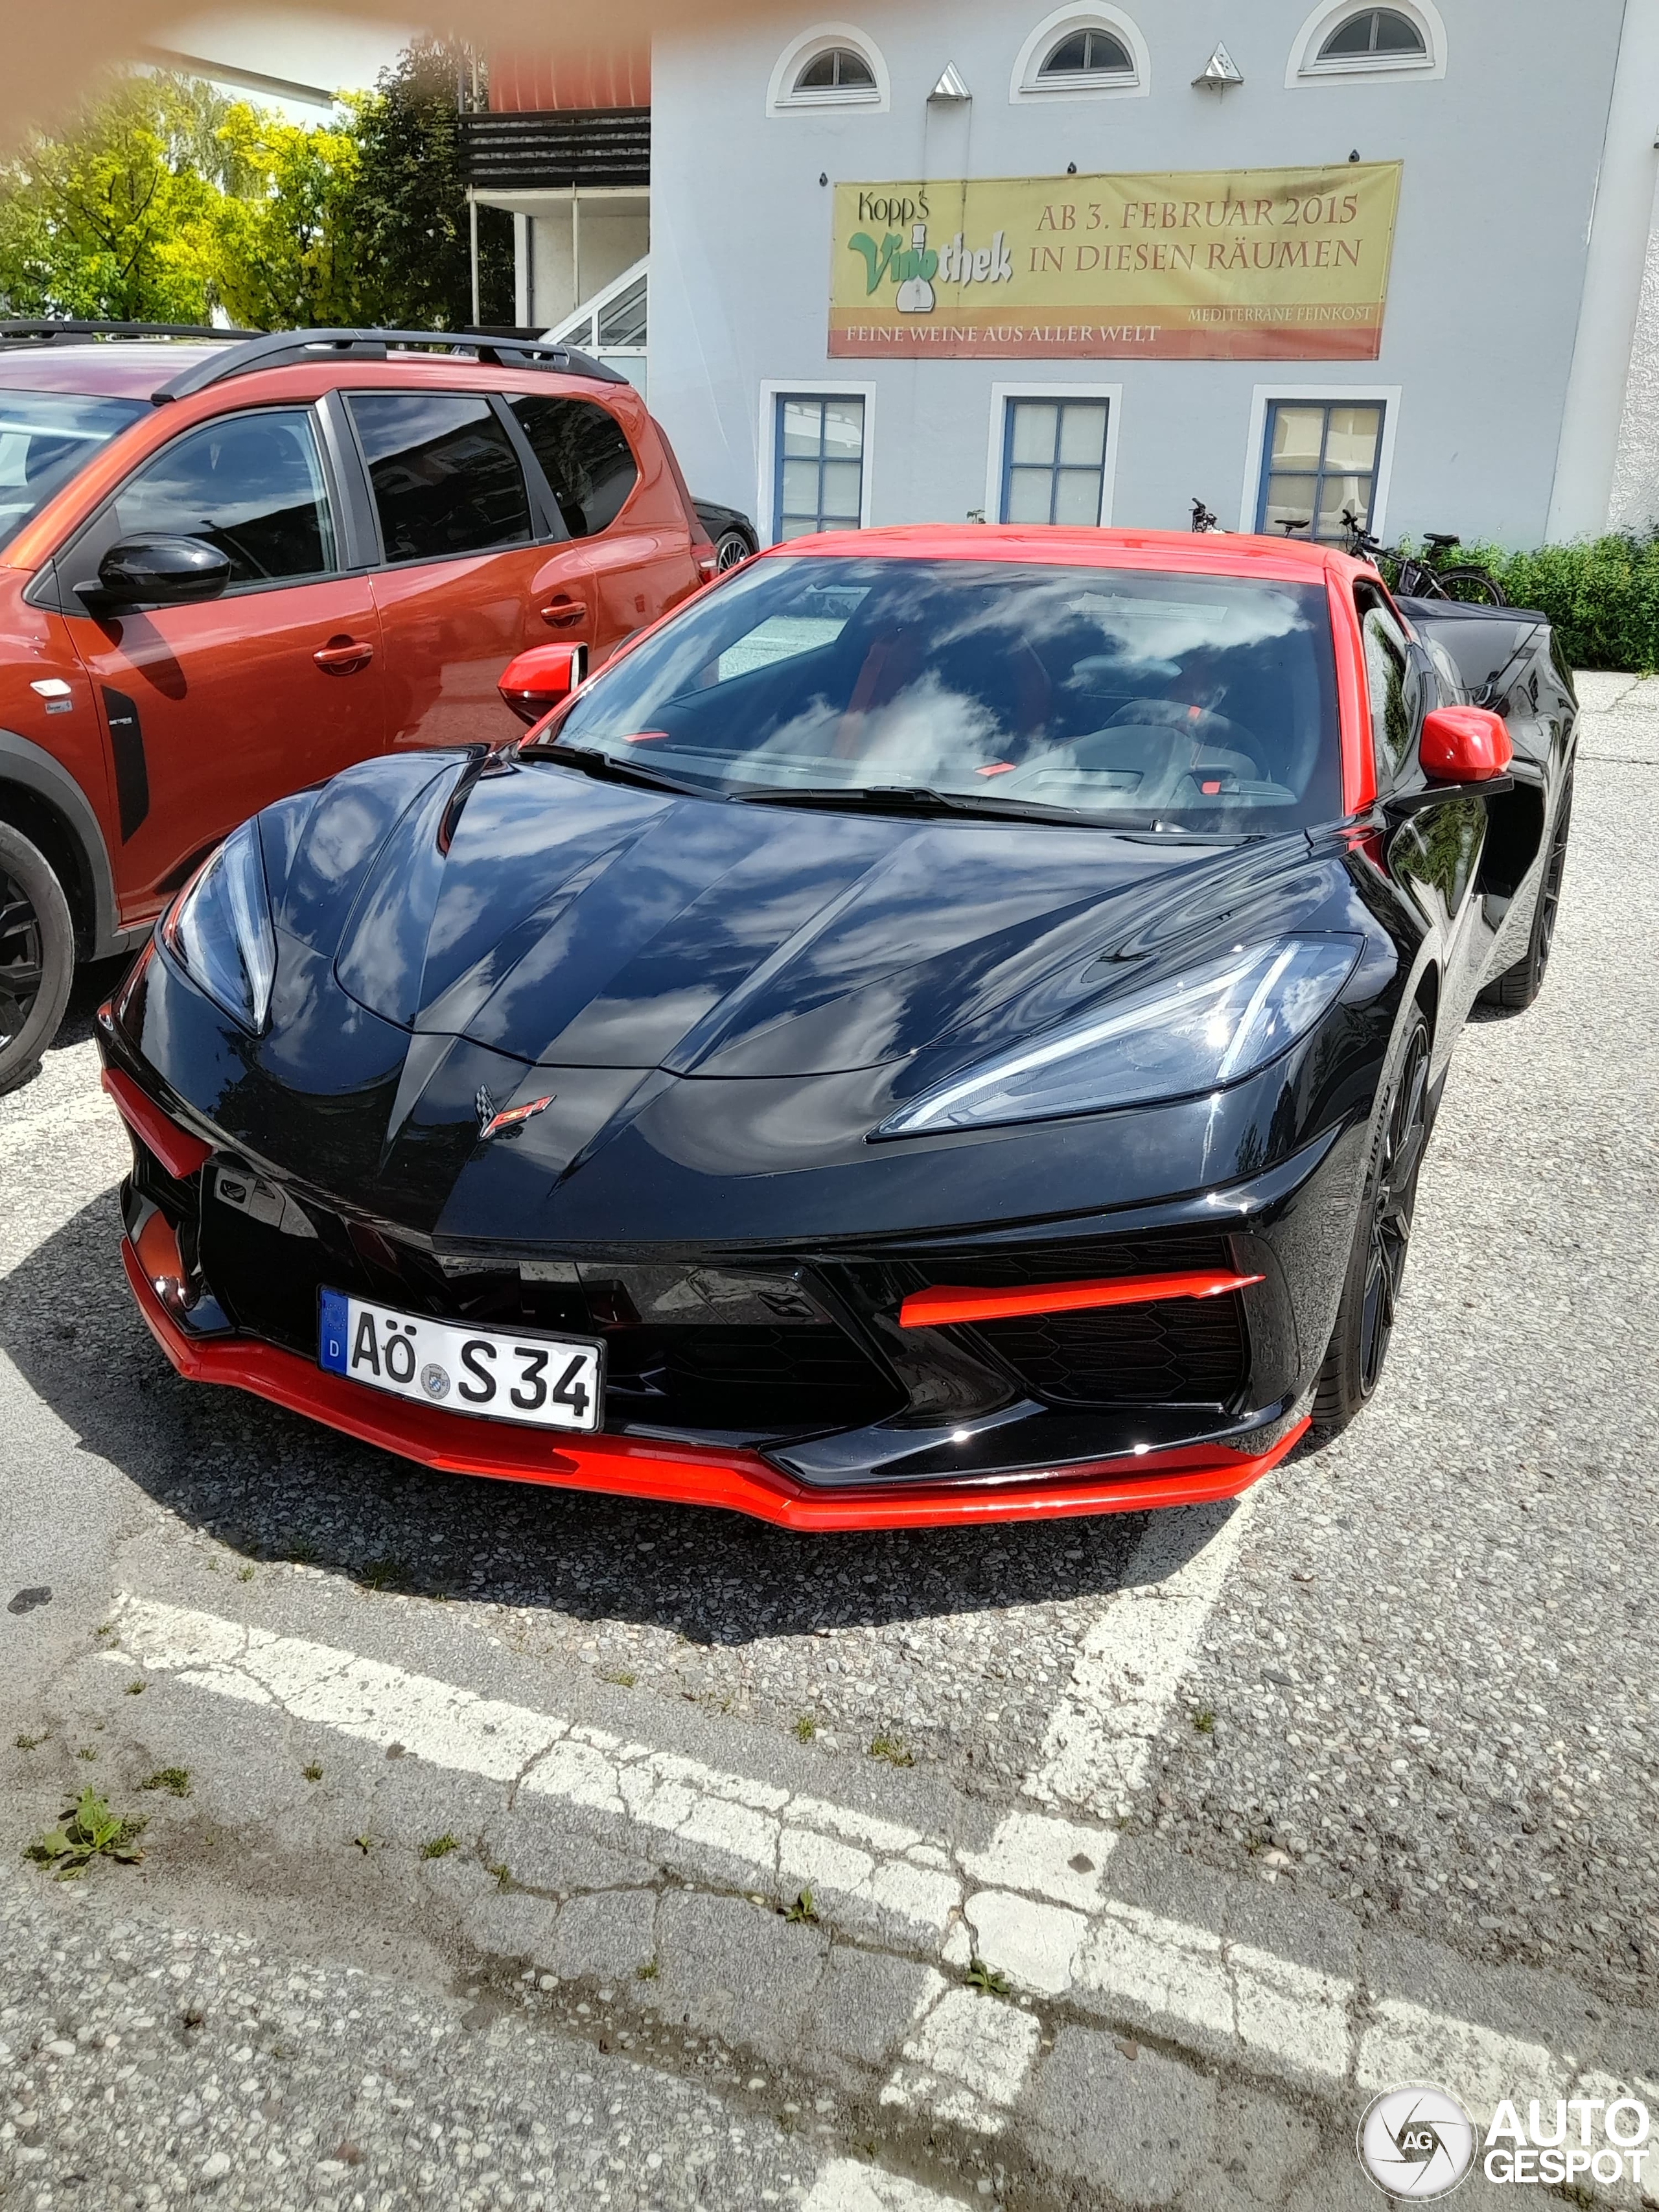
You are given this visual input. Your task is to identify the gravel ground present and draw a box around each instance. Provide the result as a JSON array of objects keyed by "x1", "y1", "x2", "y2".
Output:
[
  {"x1": 1138, "y1": 703, "x2": 1659, "y2": 2006},
  {"x1": 0, "y1": 1869, "x2": 834, "y2": 2212}
]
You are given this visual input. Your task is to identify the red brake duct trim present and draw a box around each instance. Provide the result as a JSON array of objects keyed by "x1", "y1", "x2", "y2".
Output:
[
  {"x1": 899, "y1": 1270, "x2": 1266, "y2": 1330},
  {"x1": 120, "y1": 1222, "x2": 1306, "y2": 1532},
  {"x1": 101, "y1": 1066, "x2": 213, "y2": 1181}
]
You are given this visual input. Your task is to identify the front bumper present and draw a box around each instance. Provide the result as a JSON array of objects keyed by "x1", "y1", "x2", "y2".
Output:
[{"x1": 101, "y1": 1052, "x2": 1351, "y2": 1528}]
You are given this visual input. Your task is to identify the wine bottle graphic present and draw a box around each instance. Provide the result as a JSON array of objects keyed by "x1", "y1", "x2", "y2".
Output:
[{"x1": 896, "y1": 223, "x2": 938, "y2": 314}]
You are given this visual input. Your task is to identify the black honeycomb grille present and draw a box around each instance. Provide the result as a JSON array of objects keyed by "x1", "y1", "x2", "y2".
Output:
[{"x1": 967, "y1": 1298, "x2": 1248, "y2": 1409}]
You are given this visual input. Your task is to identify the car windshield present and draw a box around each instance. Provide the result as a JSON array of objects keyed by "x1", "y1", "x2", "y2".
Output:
[
  {"x1": 0, "y1": 390, "x2": 147, "y2": 552},
  {"x1": 545, "y1": 555, "x2": 1342, "y2": 830}
]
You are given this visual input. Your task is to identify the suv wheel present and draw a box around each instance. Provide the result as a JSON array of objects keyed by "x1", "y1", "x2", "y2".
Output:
[
  {"x1": 0, "y1": 823, "x2": 75, "y2": 1096},
  {"x1": 712, "y1": 528, "x2": 754, "y2": 572}
]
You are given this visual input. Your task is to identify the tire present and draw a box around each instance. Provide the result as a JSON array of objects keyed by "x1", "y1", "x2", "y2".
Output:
[
  {"x1": 712, "y1": 528, "x2": 754, "y2": 573},
  {"x1": 1312, "y1": 1008, "x2": 1433, "y2": 1439},
  {"x1": 1478, "y1": 769, "x2": 1572, "y2": 1014},
  {"x1": 0, "y1": 822, "x2": 75, "y2": 1097},
  {"x1": 1426, "y1": 566, "x2": 1508, "y2": 607}
]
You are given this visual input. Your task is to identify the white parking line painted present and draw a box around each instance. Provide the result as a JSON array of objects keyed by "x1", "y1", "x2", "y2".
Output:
[
  {"x1": 108, "y1": 1592, "x2": 1617, "y2": 2139},
  {"x1": 803, "y1": 2156, "x2": 970, "y2": 2212},
  {"x1": 1025, "y1": 1498, "x2": 1256, "y2": 1822}
]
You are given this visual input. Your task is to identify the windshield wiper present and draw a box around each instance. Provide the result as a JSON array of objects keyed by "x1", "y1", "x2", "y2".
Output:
[
  {"x1": 539, "y1": 743, "x2": 713, "y2": 798},
  {"x1": 730, "y1": 783, "x2": 1095, "y2": 824}
]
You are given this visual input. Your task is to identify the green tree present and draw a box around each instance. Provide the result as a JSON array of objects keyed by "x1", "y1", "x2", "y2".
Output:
[
  {"x1": 209, "y1": 106, "x2": 362, "y2": 329},
  {"x1": 351, "y1": 38, "x2": 513, "y2": 329},
  {"x1": 0, "y1": 75, "x2": 240, "y2": 321}
]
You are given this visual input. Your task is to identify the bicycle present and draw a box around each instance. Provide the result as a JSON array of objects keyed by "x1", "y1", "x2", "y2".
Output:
[{"x1": 1340, "y1": 509, "x2": 1507, "y2": 605}]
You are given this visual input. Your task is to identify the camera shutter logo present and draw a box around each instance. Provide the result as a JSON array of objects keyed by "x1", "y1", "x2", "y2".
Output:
[{"x1": 1358, "y1": 2085, "x2": 1477, "y2": 2199}]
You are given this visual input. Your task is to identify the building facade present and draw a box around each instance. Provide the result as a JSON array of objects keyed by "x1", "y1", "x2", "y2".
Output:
[{"x1": 479, "y1": 1, "x2": 1659, "y2": 551}]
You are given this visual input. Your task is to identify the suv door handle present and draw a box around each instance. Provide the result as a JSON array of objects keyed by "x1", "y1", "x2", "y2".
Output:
[
  {"x1": 313, "y1": 636, "x2": 375, "y2": 675},
  {"x1": 539, "y1": 597, "x2": 589, "y2": 630}
]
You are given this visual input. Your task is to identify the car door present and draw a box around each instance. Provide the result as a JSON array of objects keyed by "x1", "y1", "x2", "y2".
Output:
[
  {"x1": 502, "y1": 390, "x2": 699, "y2": 663},
  {"x1": 342, "y1": 388, "x2": 570, "y2": 751},
  {"x1": 1360, "y1": 590, "x2": 1491, "y2": 1034},
  {"x1": 57, "y1": 404, "x2": 384, "y2": 919}
]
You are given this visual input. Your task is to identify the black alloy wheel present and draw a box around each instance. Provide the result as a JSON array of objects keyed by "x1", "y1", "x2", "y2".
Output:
[
  {"x1": 1478, "y1": 769, "x2": 1573, "y2": 1013},
  {"x1": 0, "y1": 822, "x2": 75, "y2": 1097},
  {"x1": 1312, "y1": 1009, "x2": 1433, "y2": 1436}
]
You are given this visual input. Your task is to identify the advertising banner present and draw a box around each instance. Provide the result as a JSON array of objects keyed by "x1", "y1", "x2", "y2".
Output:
[{"x1": 828, "y1": 162, "x2": 1402, "y2": 360}]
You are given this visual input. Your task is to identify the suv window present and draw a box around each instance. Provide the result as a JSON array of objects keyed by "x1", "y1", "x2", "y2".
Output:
[
  {"x1": 1358, "y1": 592, "x2": 1419, "y2": 785},
  {"x1": 347, "y1": 392, "x2": 531, "y2": 563},
  {"x1": 507, "y1": 395, "x2": 638, "y2": 538},
  {"x1": 0, "y1": 390, "x2": 146, "y2": 555},
  {"x1": 110, "y1": 408, "x2": 335, "y2": 587}
]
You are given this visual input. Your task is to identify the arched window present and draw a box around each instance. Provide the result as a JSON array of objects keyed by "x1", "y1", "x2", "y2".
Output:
[
  {"x1": 1290, "y1": 0, "x2": 1442, "y2": 81},
  {"x1": 768, "y1": 27, "x2": 890, "y2": 113},
  {"x1": 1038, "y1": 27, "x2": 1134, "y2": 80},
  {"x1": 1012, "y1": 6, "x2": 1149, "y2": 100},
  {"x1": 1317, "y1": 8, "x2": 1426, "y2": 61},
  {"x1": 794, "y1": 45, "x2": 876, "y2": 93}
]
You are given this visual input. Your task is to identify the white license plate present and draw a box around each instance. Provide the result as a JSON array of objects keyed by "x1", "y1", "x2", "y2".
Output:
[{"x1": 318, "y1": 1289, "x2": 603, "y2": 1433}]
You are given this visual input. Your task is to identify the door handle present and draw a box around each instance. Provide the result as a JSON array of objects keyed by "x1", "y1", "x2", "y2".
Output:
[
  {"x1": 539, "y1": 597, "x2": 589, "y2": 630},
  {"x1": 313, "y1": 636, "x2": 375, "y2": 675}
]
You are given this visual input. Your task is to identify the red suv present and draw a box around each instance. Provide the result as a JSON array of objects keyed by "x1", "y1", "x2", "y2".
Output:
[{"x1": 0, "y1": 323, "x2": 715, "y2": 1092}]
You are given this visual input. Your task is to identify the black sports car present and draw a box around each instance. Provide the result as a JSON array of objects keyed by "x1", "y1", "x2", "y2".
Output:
[{"x1": 99, "y1": 528, "x2": 1575, "y2": 1529}]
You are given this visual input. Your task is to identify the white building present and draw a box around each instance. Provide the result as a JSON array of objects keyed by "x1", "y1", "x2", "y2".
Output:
[{"x1": 476, "y1": 1, "x2": 1659, "y2": 551}]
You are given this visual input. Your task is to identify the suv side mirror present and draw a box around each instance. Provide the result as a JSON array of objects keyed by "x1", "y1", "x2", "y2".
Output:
[
  {"x1": 498, "y1": 642, "x2": 588, "y2": 725},
  {"x1": 1419, "y1": 704, "x2": 1513, "y2": 784},
  {"x1": 84, "y1": 537, "x2": 232, "y2": 610}
]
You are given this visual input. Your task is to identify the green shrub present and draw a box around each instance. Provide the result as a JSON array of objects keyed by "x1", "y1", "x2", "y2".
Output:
[{"x1": 1387, "y1": 530, "x2": 1659, "y2": 674}]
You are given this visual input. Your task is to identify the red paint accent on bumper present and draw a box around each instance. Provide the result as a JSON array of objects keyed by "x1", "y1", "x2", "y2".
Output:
[
  {"x1": 899, "y1": 1270, "x2": 1266, "y2": 1329},
  {"x1": 101, "y1": 1066, "x2": 212, "y2": 1181},
  {"x1": 121, "y1": 1234, "x2": 1308, "y2": 1530}
]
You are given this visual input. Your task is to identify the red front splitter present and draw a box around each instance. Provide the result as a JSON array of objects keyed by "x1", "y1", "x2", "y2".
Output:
[{"x1": 121, "y1": 1236, "x2": 1309, "y2": 1532}]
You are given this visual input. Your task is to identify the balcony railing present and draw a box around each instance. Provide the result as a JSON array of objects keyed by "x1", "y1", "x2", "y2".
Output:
[{"x1": 459, "y1": 108, "x2": 650, "y2": 192}]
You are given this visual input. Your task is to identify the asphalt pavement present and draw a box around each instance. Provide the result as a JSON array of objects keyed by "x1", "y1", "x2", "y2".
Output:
[{"x1": 1, "y1": 674, "x2": 1655, "y2": 2211}]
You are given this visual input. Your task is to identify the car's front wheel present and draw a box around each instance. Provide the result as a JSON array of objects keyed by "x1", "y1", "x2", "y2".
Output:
[
  {"x1": 0, "y1": 822, "x2": 75, "y2": 1097},
  {"x1": 1312, "y1": 1007, "x2": 1432, "y2": 1438},
  {"x1": 712, "y1": 528, "x2": 754, "y2": 572}
]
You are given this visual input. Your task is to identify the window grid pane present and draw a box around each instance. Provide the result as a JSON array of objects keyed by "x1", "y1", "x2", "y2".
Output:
[
  {"x1": 1259, "y1": 401, "x2": 1382, "y2": 542},
  {"x1": 774, "y1": 393, "x2": 865, "y2": 540},
  {"x1": 1000, "y1": 398, "x2": 1108, "y2": 527}
]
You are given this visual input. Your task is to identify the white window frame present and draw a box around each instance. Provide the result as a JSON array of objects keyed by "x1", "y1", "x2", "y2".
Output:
[
  {"x1": 758, "y1": 378, "x2": 877, "y2": 544},
  {"x1": 1238, "y1": 382, "x2": 1401, "y2": 538},
  {"x1": 767, "y1": 24, "x2": 890, "y2": 115},
  {"x1": 984, "y1": 381, "x2": 1124, "y2": 526},
  {"x1": 1286, "y1": 0, "x2": 1446, "y2": 86},
  {"x1": 1010, "y1": 3, "x2": 1150, "y2": 101}
]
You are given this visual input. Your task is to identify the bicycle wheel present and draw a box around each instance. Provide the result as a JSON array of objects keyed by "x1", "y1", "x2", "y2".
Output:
[{"x1": 1426, "y1": 566, "x2": 1507, "y2": 607}]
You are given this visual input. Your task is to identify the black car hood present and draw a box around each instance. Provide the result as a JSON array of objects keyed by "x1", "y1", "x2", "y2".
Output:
[{"x1": 259, "y1": 752, "x2": 1325, "y2": 1080}]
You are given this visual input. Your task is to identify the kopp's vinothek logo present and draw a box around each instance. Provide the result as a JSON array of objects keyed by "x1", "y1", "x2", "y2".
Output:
[{"x1": 1358, "y1": 2084, "x2": 1478, "y2": 2199}]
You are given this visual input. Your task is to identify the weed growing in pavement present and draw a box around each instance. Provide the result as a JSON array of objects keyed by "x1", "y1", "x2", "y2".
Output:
[
  {"x1": 600, "y1": 1668, "x2": 637, "y2": 1688},
  {"x1": 421, "y1": 1834, "x2": 459, "y2": 1859},
  {"x1": 358, "y1": 1556, "x2": 405, "y2": 1592},
  {"x1": 302, "y1": 1763, "x2": 323, "y2": 1782},
  {"x1": 237, "y1": 1565, "x2": 255, "y2": 1583},
  {"x1": 783, "y1": 1889, "x2": 820, "y2": 1925},
  {"x1": 489, "y1": 1862, "x2": 513, "y2": 1889},
  {"x1": 636, "y1": 1960, "x2": 659, "y2": 1980},
  {"x1": 794, "y1": 1716, "x2": 816, "y2": 1743},
  {"x1": 353, "y1": 1832, "x2": 374, "y2": 1854},
  {"x1": 1192, "y1": 1708, "x2": 1216, "y2": 1735},
  {"x1": 14, "y1": 1732, "x2": 46, "y2": 1751},
  {"x1": 868, "y1": 1734, "x2": 914, "y2": 1767},
  {"x1": 125, "y1": 1681, "x2": 146, "y2": 1696},
  {"x1": 965, "y1": 1958, "x2": 1011, "y2": 1998},
  {"x1": 26, "y1": 1788, "x2": 146, "y2": 1878},
  {"x1": 76, "y1": 1747, "x2": 97, "y2": 1762},
  {"x1": 93, "y1": 1623, "x2": 116, "y2": 1642},
  {"x1": 141, "y1": 1767, "x2": 191, "y2": 1797},
  {"x1": 287, "y1": 1541, "x2": 318, "y2": 1565}
]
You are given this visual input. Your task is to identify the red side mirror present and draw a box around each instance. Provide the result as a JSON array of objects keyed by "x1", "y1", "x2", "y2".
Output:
[
  {"x1": 498, "y1": 643, "x2": 588, "y2": 726},
  {"x1": 1419, "y1": 705, "x2": 1512, "y2": 784}
]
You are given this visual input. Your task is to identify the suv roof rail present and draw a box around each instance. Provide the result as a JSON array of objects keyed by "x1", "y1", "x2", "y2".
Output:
[
  {"x1": 152, "y1": 326, "x2": 626, "y2": 403},
  {"x1": 0, "y1": 318, "x2": 264, "y2": 349}
]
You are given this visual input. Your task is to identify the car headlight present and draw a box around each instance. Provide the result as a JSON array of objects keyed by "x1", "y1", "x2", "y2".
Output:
[
  {"x1": 876, "y1": 935, "x2": 1363, "y2": 1137},
  {"x1": 159, "y1": 821, "x2": 277, "y2": 1033}
]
